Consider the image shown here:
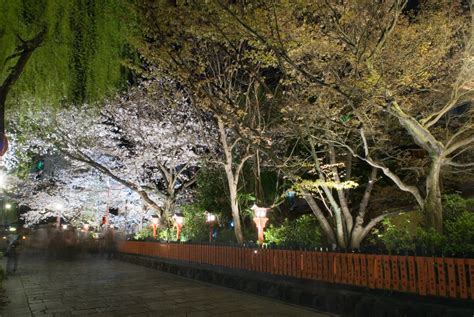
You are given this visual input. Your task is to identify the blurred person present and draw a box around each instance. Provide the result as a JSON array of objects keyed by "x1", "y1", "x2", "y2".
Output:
[
  {"x1": 104, "y1": 227, "x2": 116, "y2": 260},
  {"x1": 5, "y1": 237, "x2": 21, "y2": 278}
]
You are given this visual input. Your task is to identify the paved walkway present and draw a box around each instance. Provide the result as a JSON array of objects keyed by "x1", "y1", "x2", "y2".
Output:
[{"x1": 1, "y1": 252, "x2": 331, "y2": 316}]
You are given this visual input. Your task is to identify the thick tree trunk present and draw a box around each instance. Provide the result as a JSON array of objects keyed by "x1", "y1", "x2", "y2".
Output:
[
  {"x1": 303, "y1": 193, "x2": 337, "y2": 246},
  {"x1": 218, "y1": 118, "x2": 245, "y2": 244},
  {"x1": 227, "y1": 174, "x2": 244, "y2": 244},
  {"x1": 424, "y1": 156, "x2": 444, "y2": 232},
  {"x1": 349, "y1": 227, "x2": 365, "y2": 249}
]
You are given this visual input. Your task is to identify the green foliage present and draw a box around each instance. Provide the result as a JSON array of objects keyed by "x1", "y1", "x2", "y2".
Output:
[
  {"x1": 264, "y1": 215, "x2": 322, "y2": 248},
  {"x1": 376, "y1": 217, "x2": 416, "y2": 253},
  {"x1": 376, "y1": 196, "x2": 474, "y2": 255},
  {"x1": 442, "y1": 194, "x2": 474, "y2": 221},
  {"x1": 444, "y1": 211, "x2": 474, "y2": 254},
  {"x1": 0, "y1": 0, "x2": 136, "y2": 108},
  {"x1": 181, "y1": 204, "x2": 208, "y2": 242},
  {"x1": 237, "y1": 192, "x2": 256, "y2": 222},
  {"x1": 195, "y1": 166, "x2": 229, "y2": 215},
  {"x1": 133, "y1": 226, "x2": 153, "y2": 241}
]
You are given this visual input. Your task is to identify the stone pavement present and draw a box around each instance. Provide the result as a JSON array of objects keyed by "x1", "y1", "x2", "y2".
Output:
[{"x1": 0, "y1": 252, "x2": 332, "y2": 316}]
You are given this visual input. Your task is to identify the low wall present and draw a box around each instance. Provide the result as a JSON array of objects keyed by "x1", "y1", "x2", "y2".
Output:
[
  {"x1": 117, "y1": 241, "x2": 474, "y2": 300},
  {"x1": 116, "y1": 241, "x2": 474, "y2": 317},
  {"x1": 117, "y1": 252, "x2": 474, "y2": 317}
]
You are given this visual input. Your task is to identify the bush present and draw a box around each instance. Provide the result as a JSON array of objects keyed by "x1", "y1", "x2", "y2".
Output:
[
  {"x1": 264, "y1": 215, "x2": 322, "y2": 248},
  {"x1": 377, "y1": 216, "x2": 416, "y2": 253},
  {"x1": 377, "y1": 195, "x2": 474, "y2": 255},
  {"x1": 444, "y1": 211, "x2": 474, "y2": 254},
  {"x1": 134, "y1": 226, "x2": 153, "y2": 240},
  {"x1": 443, "y1": 194, "x2": 474, "y2": 221},
  {"x1": 181, "y1": 204, "x2": 208, "y2": 242}
]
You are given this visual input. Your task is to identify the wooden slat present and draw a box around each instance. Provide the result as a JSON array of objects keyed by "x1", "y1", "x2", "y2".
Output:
[
  {"x1": 340, "y1": 254, "x2": 347, "y2": 283},
  {"x1": 468, "y1": 259, "x2": 474, "y2": 300},
  {"x1": 407, "y1": 256, "x2": 417, "y2": 293},
  {"x1": 383, "y1": 256, "x2": 391, "y2": 290},
  {"x1": 426, "y1": 258, "x2": 437, "y2": 296},
  {"x1": 346, "y1": 254, "x2": 353, "y2": 284},
  {"x1": 436, "y1": 258, "x2": 447, "y2": 297},
  {"x1": 316, "y1": 252, "x2": 323, "y2": 280},
  {"x1": 455, "y1": 258, "x2": 468, "y2": 299},
  {"x1": 445, "y1": 258, "x2": 457, "y2": 298},
  {"x1": 360, "y1": 254, "x2": 368, "y2": 287},
  {"x1": 375, "y1": 256, "x2": 384, "y2": 289},
  {"x1": 367, "y1": 255, "x2": 376, "y2": 289},
  {"x1": 353, "y1": 254, "x2": 361, "y2": 286},
  {"x1": 391, "y1": 256, "x2": 400, "y2": 291},
  {"x1": 399, "y1": 256, "x2": 408, "y2": 292}
]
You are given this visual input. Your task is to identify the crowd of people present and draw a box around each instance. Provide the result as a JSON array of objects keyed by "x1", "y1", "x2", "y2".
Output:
[{"x1": 3, "y1": 224, "x2": 117, "y2": 277}]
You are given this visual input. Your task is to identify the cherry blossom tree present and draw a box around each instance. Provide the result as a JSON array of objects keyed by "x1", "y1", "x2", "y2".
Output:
[{"x1": 13, "y1": 79, "x2": 215, "y2": 224}]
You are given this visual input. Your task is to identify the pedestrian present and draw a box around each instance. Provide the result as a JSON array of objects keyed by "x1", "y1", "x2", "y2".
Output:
[
  {"x1": 5, "y1": 237, "x2": 21, "y2": 278},
  {"x1": 104, "y1": 227, "x2": 116, "y2": 260}
]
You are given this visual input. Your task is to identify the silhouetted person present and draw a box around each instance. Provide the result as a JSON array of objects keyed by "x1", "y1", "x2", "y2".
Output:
[
  {"x1": 104, "y1": 228, "x2": 116, "y2": 260},
  {"x1": 5, "y1": 238, "x2": 21, "y2": 277}
]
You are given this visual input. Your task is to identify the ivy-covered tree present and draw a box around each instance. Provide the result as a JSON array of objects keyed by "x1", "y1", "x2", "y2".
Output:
[{"x1": 0, "y1": 0, "x2": 135, "y2": 107}]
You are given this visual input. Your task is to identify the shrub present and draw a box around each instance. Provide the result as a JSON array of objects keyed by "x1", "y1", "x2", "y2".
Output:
[
  {"x1": 134, "y1": 226, "x2": 153, "y2": 240},
  {"x1": 443, "y1": 194, "x2": 474, "y2": 221},
  {"x1": 377, "y1": 216, "x2": 416, "y2": 253},
  {"x1": 377, "y1": 195, "x2": 474, "y2": 255},
  {"x1": 181, "y1": 204, "x2": 208, "y2": 242},
  {"x1": 264, "y1": 215, "x2": 322, "y2": 248},
  {"x1": 444, "y1": 211, "x2": 474, "y2": 255}
]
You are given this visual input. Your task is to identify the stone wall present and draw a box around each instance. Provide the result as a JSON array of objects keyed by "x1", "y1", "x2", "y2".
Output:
[{"x1": 116, "y1": 252, "x2": 474, "y2": 317}]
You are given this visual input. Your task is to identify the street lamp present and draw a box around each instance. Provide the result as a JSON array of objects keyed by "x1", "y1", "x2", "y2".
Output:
[
  {"x1": 172, "y1": 212, "x2": 184, "y2": 241},
  {"x1": 251, "y1": 204, "x2": 269, "y2": 245},
  {"x1": 5, "y1": 203, "x2": 11, "y2": 209},
  {"x1": 62, "y1": 224, "x2": 68, "y2": 230},
  {"x1": 151, "y1": 216, "x2": 159, "y2": 239},
  {"x1": 206, "y1": 212, "x2": 216, "y2": 242}
]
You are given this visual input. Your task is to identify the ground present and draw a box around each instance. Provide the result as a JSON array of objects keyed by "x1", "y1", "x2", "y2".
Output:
[{"x1": 0, "y1": 251, "x2": 330, "y2": 316}]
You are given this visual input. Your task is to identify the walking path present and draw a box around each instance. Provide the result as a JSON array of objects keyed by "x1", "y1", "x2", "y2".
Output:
[{"x1": 1, "y1": 251, "x2": 331, "y2": 316}]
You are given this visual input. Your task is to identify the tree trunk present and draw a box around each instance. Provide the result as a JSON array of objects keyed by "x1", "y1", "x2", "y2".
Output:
[
  {"x1": 0, "y1": 28, "x2": 47, "y2": 134},
  {"x1": 303, "y1": 193, "x2": 337, "y2": 246},
  {"x1": 424, "y1": 156, "x2": 444, "y2": 232},
  {"x1": 349, "y1": 227, "x2": 365, "y2": 249},
  {"x1": 227, "y1": 175, "x2": 244, "y2": 244}
]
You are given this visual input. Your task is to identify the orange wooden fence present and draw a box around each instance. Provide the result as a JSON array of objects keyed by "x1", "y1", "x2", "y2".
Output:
[{"x1": 117, "y1": 241, "x2": 474, "y2": 300}]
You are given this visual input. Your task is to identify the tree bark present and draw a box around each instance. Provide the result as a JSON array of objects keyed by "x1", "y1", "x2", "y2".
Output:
[
  {"x1": 227, "y1": 173, "x2": 244, "y2": 244},
  {"x1": 424, "y1": 156, "x2": 444, "y2": 232},
  {"x1": 0, "y1": 28, "x2": 47, "y2": 134},
  {"x1": 218, "y1": 118, "x2": 245, "y2": 244},
  {"x1": 303, "y1": 193, "x2": 337, "y2": 246}
]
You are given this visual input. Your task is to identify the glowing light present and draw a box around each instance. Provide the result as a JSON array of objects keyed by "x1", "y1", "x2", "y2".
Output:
[
  {"x1": 173, "y1": 213, "x2": 184, "y2": 225},
  {"x1": 251, "y1": 204, "x2": 269, "y2": 218},
  {"x1": 4, "y1": 203, "x2": 11, "y2": 209},
  {"x1": 54, "y1": 202, "x2": 63, "y2": 210},
  {"x1": 8, "y1": 227, "x2": 16, "y2": 232},
  {"x1": 206, "y1": 213, "x2": 216, "y2": 223},
  {"x1": 62, "y1": 224, "x2": 68, "y2": 230},
  {"x1": 21, "y1": 236, "x2": 26, "y2": 240}
]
